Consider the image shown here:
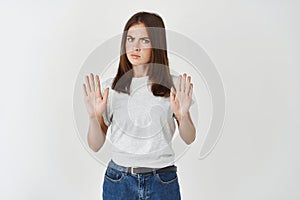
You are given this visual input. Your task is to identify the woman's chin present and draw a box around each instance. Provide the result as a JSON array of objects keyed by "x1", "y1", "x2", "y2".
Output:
[{"x1": 131, "y1": 62, "x2": 144, "y2": 67}]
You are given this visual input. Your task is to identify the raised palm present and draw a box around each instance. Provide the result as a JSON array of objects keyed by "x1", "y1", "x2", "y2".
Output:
[
  {"x1": 82, "y1": 73, "x2": 109, "y2": 118},
  {"x1": 170, "y1": 73, "x2": 193, "y2": 119}
]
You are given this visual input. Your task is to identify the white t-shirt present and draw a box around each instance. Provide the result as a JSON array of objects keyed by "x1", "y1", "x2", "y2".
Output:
[{"x1": 101, "y1": 74, "x2": 190, "y2": 168}]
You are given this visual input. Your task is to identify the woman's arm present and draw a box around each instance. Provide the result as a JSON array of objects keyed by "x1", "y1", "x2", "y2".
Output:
[
  {"x1": 87, "y1": 115, "x2": 108, "y2": 152},
  {"x1": 170, "y1": 73, "x2": 196, "y2": 145},
  {"x1": 175, "y1": 112, "x2": 196, "y2": 145},
  {"x1": 83, "y1": 73, "x2": 110, "y2": 152}
]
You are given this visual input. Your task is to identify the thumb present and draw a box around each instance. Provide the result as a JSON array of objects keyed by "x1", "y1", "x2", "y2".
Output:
[
  {"x1": 103, "y1": 88, "x2": 109, "y2": 102},
  {"x1": 170, "y1": 87, "x2": 175, "y2": 102}
]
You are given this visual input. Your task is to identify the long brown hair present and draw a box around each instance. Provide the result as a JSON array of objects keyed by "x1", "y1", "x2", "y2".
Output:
[{"x1": 112, "y1": 11, "x2": 174, "y2": 97}]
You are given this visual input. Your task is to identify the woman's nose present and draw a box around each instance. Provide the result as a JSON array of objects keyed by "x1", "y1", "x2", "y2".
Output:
[
  {"x1": 134, "y1": 46, "x2": 141, "y2": 51},
  {"x1": 133, "y1": 40, "x2": 141, "y2": 51}
]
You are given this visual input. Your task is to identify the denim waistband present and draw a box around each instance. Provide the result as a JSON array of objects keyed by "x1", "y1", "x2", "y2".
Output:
[
  {"x1": 107, "y1": 159, "x2": 176, "y2": 174},
  {"x1": 107, "y1": 159, "x2": 156, "y2": 173},
  {"x1": 107, "y1": 159, "x2": 128, "y2": 173}
]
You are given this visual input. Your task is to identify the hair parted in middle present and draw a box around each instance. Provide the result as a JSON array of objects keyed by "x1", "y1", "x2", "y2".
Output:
[{"x1": 111, "y1": 11, "x2": 175, "y2": 97}]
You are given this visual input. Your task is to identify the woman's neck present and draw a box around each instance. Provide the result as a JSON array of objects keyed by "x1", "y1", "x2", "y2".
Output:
[{"x1": 132, "y1": 64, "x2": 149, "y2": 77}]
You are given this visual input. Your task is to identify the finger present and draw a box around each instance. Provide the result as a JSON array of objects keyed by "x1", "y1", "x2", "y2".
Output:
[
  {"x1": 181, "y1": 73, "x2": 186, "y2": 92},
  {"x1": 185, "y1": 75, "x2": 191, "y2": 94},
  {"x1": 82, "y1": 84, "x2": 88, "y2": 96},
  {"x1": 189, "y1": 83, "x2": 193, "y2": 97},
  {"x1": 177, "y1": 75, "x2": 181, "y2": 92},
  {"x1": 85, "y1": 75, "x2": 92, "y2": 92},
  {"x1": 95, "y1": 75, "x2": 103, "y2": 99},
  {"x1": 90, "y1": 73, "x2": 95, "y2": 91}
]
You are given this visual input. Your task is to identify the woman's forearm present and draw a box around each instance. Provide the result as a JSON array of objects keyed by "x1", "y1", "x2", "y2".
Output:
[
  {"x1": 176, "y1": 112, "x2": 196, "y2": 145},
  {"x1": 87, "y1": 115, "x2": 106, "y2": 152}
]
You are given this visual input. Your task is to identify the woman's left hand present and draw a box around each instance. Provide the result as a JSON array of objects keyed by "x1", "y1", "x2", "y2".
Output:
[{"x1": 170, "y1": 73, "x2": 193, "y2": 120}]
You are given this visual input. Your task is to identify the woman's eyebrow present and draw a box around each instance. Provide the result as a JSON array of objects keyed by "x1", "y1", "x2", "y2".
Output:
[{"x1": 127, "y1": 35, "x2": 149, "y2": 39}]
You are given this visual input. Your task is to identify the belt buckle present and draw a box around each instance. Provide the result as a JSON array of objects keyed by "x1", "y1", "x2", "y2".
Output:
[{"x1": 131, "y1": 166, "x2": 138, "y2": 175}]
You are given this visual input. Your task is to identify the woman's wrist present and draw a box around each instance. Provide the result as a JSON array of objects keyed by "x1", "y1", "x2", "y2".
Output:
[
  {"x1": 174, "y1": 111, "x2": 189, "y2": 126},
  {"x1": 89, "y1": 113, "x2": 102, "y2": 120}
]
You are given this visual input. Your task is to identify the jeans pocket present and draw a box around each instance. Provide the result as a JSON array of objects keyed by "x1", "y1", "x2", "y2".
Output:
[
  {"x1": 105, "y1": 167, "x2": 124, "y2": 182},
  {"x1": 156, "y1": 171, "x2": 178, "y2": 184}
]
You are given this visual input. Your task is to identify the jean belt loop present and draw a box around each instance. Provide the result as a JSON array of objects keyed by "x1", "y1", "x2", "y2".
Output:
[{"x1": 152, "y1": 168, "x2": 156, "y2": 175}]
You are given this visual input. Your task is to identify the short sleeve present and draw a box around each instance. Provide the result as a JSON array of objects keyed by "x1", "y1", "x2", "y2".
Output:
[{"x1": 100, "y1": 77, "x2": 114, "y2": 127}]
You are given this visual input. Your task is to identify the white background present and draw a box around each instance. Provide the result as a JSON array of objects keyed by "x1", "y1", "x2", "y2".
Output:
[{"x1": 0, "y1": 0, "x2": 299, "y2": 199}]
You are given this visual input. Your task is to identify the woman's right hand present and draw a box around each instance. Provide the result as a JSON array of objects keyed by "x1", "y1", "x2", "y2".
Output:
[{"x1": 82, "y1": 73, "x2": 109, "y2": 119}]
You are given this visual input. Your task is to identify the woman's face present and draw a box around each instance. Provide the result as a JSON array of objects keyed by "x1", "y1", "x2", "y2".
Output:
[{"x1": 125, "y1": 23, "x2": 152, "y2": 67}]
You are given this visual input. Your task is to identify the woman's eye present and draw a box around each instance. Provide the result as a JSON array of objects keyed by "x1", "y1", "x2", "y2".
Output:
[
  {"x1": 142, "y1": 39, "x2": 150, "y2": 44},
  {"x1": 127, "y1": 37, "x2": 133, "y2": 42}
]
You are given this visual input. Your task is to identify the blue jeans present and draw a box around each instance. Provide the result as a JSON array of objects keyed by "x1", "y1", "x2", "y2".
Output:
[{"x1": 102, "y1": 160, "x2": 181, "y2": 200}]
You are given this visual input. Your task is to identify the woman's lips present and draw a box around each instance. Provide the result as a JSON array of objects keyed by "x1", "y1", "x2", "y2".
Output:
[{"x1": 131, "y1": 54, "x2": 141, "y2": 58}]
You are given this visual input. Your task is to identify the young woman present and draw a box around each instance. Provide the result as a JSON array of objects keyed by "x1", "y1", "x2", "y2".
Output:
[{"x1": 82, "y1": 11, "x2": 196, "y2": 200}]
